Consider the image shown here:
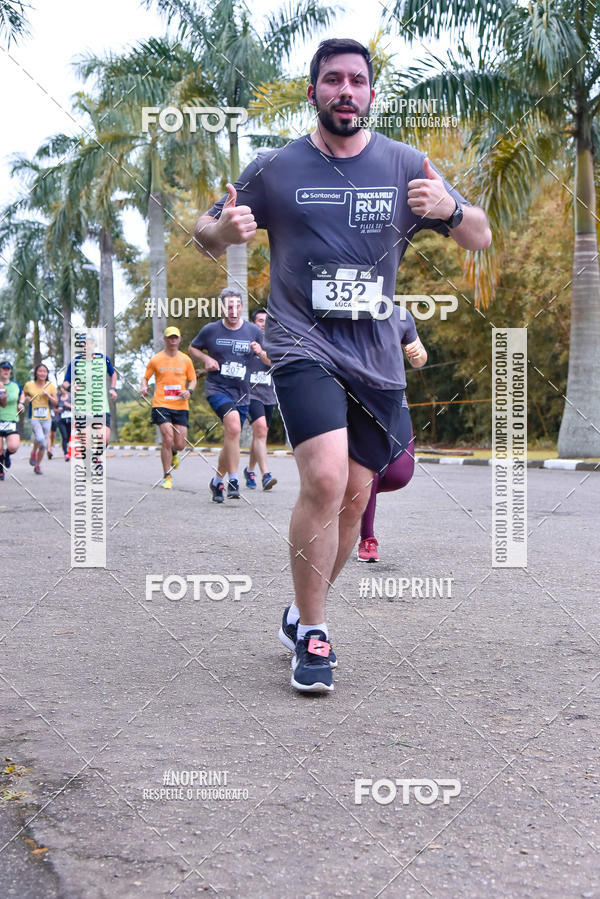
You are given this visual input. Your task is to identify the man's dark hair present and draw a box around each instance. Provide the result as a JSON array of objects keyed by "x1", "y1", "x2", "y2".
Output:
[
  {"x1": 251, "y1": 308, "x2": 267, "y2": 321},
  {"x1": 309, "y1": 39, "x2": 373, "y2": 88}
]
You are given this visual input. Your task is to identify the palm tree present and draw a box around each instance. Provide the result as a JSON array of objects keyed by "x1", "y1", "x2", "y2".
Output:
[
  {"x1": 145, "y1": 0, "x2": 336, "y2": 315},
  {"x1": 0, "y1": 211, "x2": 97, "y2": 368},
  {"x1": 387, "y1": 0, "x2": 600, "y2": 457},
  {"x1": 0, "y1": 0, "x2": 31, "y2": 46},
  {"x1": 76, "y1": 37, "x2": 221, "y2": 351}
]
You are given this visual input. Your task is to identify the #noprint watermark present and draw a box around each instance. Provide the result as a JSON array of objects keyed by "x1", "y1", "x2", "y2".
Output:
[
  {"x1": 353, "y1": 98, "x2": 458, "y2": 131},
  {"x1": 142, "y1": 106, "x2": 248, "y2": 133},
  {"x1": 358, "y1": 576, "x2": 454, "y2": 600},
  {"x1": 144, "y1": 296, "x2": 229, "y2": 320},
  {"x1": 355, "y1": 778, "x2": 461, "y2": 806},
  {"x1": 492, "y1": 328, "x2": 527, "y2": 568},
  {"x1": 70, "y1": 327, "x2": 106, "y2": 569},
  {"x1": 142, "y1": 769, "x2": 249, "y2": 802},
  {"x1": 145, "y1": 574, "x2": 253, "y2": 602}
]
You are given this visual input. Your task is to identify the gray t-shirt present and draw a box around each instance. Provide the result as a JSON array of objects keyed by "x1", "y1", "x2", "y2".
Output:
[
  {"x1": 191, "y1": 320, "x2": 263, "y2": 402},
  {"x1": 207, "y1": 132, "x2": 467, "y2": 391}
]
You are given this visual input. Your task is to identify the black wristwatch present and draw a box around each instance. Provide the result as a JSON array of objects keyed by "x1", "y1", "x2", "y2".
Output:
[{"x1": 444, "y1": 198, "x2": 463, "y2": 229}]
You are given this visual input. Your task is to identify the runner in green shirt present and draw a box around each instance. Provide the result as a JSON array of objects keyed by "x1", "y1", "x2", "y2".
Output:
[{"x1": 0, "y1": 360, "x2": 25, "y2": 480}]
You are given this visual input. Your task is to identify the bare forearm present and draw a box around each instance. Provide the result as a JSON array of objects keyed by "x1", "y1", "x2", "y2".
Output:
[
  {"x1": 450, "y1": 206, "x2": 492, "y2": 251},
  {"x1": 194, "y1": 214, "x2": 228, "y2": 258}
]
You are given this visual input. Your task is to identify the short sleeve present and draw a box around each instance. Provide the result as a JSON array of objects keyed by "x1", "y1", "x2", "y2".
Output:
[
  {"x1": 190, "y1": 325, "x2": 210, "y2": 350},
  {"x1": 105, "y1": 355, "x2": 115, "y2": 376},
  {"x1": 185, "y1": 357, "x2": 196, "y2": 381},
  {"x1": 144, "y1": 358, "x2": 155, "y2": 381},
  {"x1": 400, "y1": 309, "x2": 418, "y2": 344},
  {"x1": 64, "y1": 363, "x2": 72, "y2": 383},
  {"x1": 205, "y1": 156, "x2": 268, "y2": 229}
]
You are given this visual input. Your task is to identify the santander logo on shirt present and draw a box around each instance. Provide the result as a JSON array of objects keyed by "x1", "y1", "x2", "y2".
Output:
[{"x1": 296, "y1": 187, "x2": 398, "y2": 233}]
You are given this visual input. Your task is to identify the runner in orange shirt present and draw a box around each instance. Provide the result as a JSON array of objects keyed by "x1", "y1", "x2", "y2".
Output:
[{"x1": 141, "y1": 327, "x2": 197, "y2": 489}]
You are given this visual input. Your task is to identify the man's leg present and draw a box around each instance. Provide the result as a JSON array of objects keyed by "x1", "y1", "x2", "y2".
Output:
[
  {"x1": 249, "y1": 416, "x2": 268, "y2": 475},
  {"x1": 289, "y1": 428, "x2": 349, "y2": 627},
  {"x1": 217, "y1": 410, "x2": 241, "y2": 478},
  {"x1": 159, "y1": 422, "x2": 174, "y2": 474},
  {"x1": 330, "y1": 459, "x2": 375, "y2": 583},
  {"x1": 172, "y1": 424, "x2": 187, "y2": 455}
]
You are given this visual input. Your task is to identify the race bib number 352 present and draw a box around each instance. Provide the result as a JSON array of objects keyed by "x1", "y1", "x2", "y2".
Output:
[{"x1": 311, "y1": 263, "x2": 385, "y2": 319}]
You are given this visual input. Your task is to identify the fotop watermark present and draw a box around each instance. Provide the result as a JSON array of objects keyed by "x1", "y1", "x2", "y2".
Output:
[
  {"x1": 144, "y1": 296, "x2": 229, "y2": 319},
  {"x1": 358, "y1": 576, "x2": 454, "y2": 600},
  {"x1": 353, "y1": 98, "x2": 458, "y2": 131},
  {"x1": 355, "y1": 294, "x2": 457, "y2": 320},
  {"x1": 355, "y1": 778, "x2": 461, "y2": 806},
  {"x1": 321, "y1": 289, "x2": 457, "y2": 321},
  {"x1": 142, "y1": 106, "x2": 248, "y2": 133},
  {"x1": 70, "y1": 327, "x2": 106, "y2": 569},
  {"x1": 145, "y1": 574, "x2": 252, "y2": 602},
  {"x1": 492, "y1": 328, "x2": 527, "y2": 568},
  {"x1": 142, "y1": 769, "x2": 249, "y2": 802}
]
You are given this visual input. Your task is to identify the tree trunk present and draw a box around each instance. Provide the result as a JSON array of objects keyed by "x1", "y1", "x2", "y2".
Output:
[
  {"x1": 557, "y1": 142, "x2": 600, "y2": 457},
  {"x1": 148, "y1": 190, "x2": 167, "y2": 353},
  {"x1": 99, "y1": 226, "x2": 118, "y2": 440},
  {"x1": 33, "y1": 320, "x2": 41, "y2": 369},
  {"x1": 61, "y1": 296, "x2": 70, "y2": 369},
  {"x1": 227, "y1": 129, "x2": 248, "y2": 319}
]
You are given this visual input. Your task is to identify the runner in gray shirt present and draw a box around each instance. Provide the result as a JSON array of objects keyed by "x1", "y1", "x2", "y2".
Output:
[
  {"x1": 243, "y1": 308, "x2": 278, "y2": 492},
  {"x1": 194, "y1": 38, "x2": 491, "y2": 693},
  {"x1": 189, "y1": 288, "x2": 264, "y2": 502}
]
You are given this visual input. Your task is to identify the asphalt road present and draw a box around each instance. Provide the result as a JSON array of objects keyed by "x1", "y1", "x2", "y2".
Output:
[{"x1": 1, "y1": 449, "x2": 599, "y2": 898}]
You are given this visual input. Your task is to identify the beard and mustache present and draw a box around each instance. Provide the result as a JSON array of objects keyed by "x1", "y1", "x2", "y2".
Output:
[{"x1": 313, "y1": 90, "x2": 372, "y2": 137}]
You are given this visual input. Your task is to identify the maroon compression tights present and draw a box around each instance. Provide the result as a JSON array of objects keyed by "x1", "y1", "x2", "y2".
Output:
[{"x1": 360, "y1": 433, "x2": 415, "y2": 540}]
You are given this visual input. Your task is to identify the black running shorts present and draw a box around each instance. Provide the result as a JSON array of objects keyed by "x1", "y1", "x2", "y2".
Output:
[
  {"x1": 151, "y1": 407, "x2": 189, "y2": 427},
  {"x1": 272, "y1": 360, "x2": 411, "y2": 473},
  {"x1": 249, "y1": 400, "x2": 275, "y2": 428}
]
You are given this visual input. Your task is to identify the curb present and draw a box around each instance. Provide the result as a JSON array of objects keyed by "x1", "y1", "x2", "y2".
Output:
[{"x1": 20, "y1": 443, "x2": 599, "y2": 470}]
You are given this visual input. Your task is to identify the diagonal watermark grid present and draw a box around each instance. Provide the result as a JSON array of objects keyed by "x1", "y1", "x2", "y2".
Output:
[{"x1": 1, "y1": 5, "x2": 599, "y2": 896}]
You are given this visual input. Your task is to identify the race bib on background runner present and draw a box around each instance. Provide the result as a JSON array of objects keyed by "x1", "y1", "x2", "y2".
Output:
[
  {"x1": 33, "y1": 407, "x2": 48, "y2": 418},
  {"x1": 250, "y1": 371, "x2": 272, "y2": 386},
  {"x1": 310, "y1": 263, "x2": 385, "y2": 319},
  {"x1": 163, "y1": 384, "x2": 182, "y2": 400},
  {"x1": 221, "y1": 362, "x2": 246, "y2": 379}
]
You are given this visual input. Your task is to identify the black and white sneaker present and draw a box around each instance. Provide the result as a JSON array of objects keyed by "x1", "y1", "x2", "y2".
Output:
[
  {"x1": 279, "y1": 607, "x2": 337, "y2": 667},
  {"x1": 209, "y1": 478, "x2": 225, "y2": 503},
  {"x1": 291, "y1": 630, "x2": 334, "y2": 693},
  {"x1": 227, "y1": 477, "x2": 240, "y2": 499}
]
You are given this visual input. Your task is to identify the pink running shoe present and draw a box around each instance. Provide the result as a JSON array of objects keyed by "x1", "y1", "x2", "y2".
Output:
[{"x1": 357, "y1": 537, "x2": 379, "y2": 562}]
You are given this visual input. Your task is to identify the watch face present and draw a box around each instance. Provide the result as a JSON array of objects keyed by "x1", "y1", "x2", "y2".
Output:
[{"x1": 449, "y1": 202, "x2": 463, "y2": 228}]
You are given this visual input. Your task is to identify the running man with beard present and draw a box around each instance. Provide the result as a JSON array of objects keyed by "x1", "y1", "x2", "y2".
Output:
[{"x1": 194, "y1": 38, "x2": 491, "y2": 692}]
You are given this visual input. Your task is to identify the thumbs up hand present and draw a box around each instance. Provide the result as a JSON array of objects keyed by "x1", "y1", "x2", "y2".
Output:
[
  {"x1": 217, "y1": 182, "x2": 257, "y2": 245},
  {"x1": 407, "y1": 158, "x2": 457, "y2": 221}
]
